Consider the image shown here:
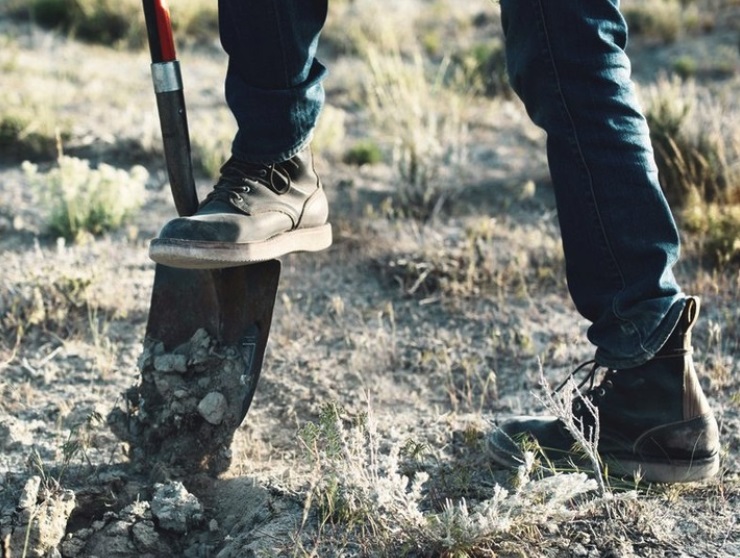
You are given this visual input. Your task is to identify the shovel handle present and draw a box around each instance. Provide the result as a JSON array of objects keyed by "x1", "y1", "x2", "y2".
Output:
[
  {"x1": 143, "y1": 0, "x2": 199, "y2": 217},
  {"x1": 143, "y1": 0, "x2": 176, "y2": 63}
]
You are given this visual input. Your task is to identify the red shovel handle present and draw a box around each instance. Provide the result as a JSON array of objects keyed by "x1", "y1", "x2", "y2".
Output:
[
  {"x1": 143, "y1": 0, "x2": 177, "y2": 63},
  {"x1": 142, "y1": 0, "x2": 198, "y2": 216}
]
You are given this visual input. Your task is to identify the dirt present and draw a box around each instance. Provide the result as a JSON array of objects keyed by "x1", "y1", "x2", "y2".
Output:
[{"x1": 2, "y1": 3, "x2": 740, "y2": 557}]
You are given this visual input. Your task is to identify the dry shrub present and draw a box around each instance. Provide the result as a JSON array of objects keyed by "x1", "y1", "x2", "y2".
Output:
[
  {"x1": 378, "y1": 218, "x2": 564, "y2": 299},
  {"x1": 24, "y1": 156, "x2": 148, "y2": 242},
  {"x1": 297, "y1": 401, "x2": 604, "y2": 556},
  {"x1": 0, "y1": 273, "x2": 95, "y2": 342},
  {"x1": 622, "y1": 0, "x2": 706, "y2": 43},
  {"x1": 641, "y1": 76, "x2": 740, "y2": 266},
  {"x1": 13, "y1": 0, "x2": 217, "y2": 48},
  {"x1": 644, "y1": 77, "x2": 740, "y2": 207},
  {"x1": 365, "y1": 40, "x2": 470, "y2": 221}
]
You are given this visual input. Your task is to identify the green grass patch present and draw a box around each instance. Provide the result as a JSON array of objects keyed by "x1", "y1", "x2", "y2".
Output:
[
  {"x1": 342, "y1": 140, "x2": 383, "y2": 166},
  {"x1": 24, "y1": 156, "x2": 148, "y2": 242}
]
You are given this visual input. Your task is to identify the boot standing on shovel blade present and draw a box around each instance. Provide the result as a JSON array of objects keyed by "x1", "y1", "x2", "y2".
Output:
[
  {"x1": 150, "y1": 0, "x2": 720, "y2": 483},
  {"x1": 148, "y1": 3, "x2": 332, "y2": 268}
]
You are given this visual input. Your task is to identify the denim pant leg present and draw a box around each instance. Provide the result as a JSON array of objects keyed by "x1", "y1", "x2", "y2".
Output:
[
  {"x1": 499, "y1": 0, "x2": 687, "y2": 368},
  {"x1": 218, "y1": 0, "x2": 328, "y2": 163}
]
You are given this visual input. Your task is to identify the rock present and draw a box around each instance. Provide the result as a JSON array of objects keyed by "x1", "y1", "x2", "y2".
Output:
[
  {"x1": 131, "y1": 520, "x2": 163, "y2": 553},
  {"x1": 151, "y1": 482, "x2": 203, "y2": 533},
  {"x1": 153, "y1": 353, "x2": 188, "y2": 373},
  {"x1": 18, "y1": 476, "x2": 41, "y2": 509},
  {"x1": 197, "y1": 392, "x2": 228, "y2": 425},
  {"x1": 9, "y1": 482, "x2": 76, "y2": 558}
]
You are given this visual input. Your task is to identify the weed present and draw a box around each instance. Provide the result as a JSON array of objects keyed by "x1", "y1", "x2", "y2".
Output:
[
  {"x1": 1, "y1": 273, "x2": 94, "y2": 339},
  {"x1": 536, "y1": 365, "x2": 607, "y2": 497},
  {"x1": 295, "y1": 398, "x2": 605, "y2": 556},
  {"x1": 342, "y1": 140, "x2": 383, "y2": 167},
  {"x1": 311, "y1": 104, "x2": 348, "y2": 159},
  {"x1": 683, "y1": 200, "x2": 740, "y2": 266},
  {"x1": 14, "y1": 0, "x2": 217, "y2": 47},
  {"x1": 24, "y1": 155, "x2": 147, "y2": 241},
  {"x1": 57, "y1": 410, "x2": 104, "y2": 484},
  {"x1": 622, "y1": 0, "x2": 687, "y2": 43},
  {"x1": 0, "y1": 114, "x2": 68, "y2": 162},
  {"x1": 449, "y1": 40, "x2": 511, "y2": 98},
  {"x1": 642, "y1": 76, "x2": 740, "y2": 209},
  {"x1": 379, "y1": 218, "x2": 564, "y2": 299},
  {"x1": 189, "y1": 107, "x2": 237, "y2": 179},
  {"x1": 364, "y1": 39, "x2": 470, "y2": 221},
  {"x1": 174, "y1": 2, "x2": 218, "y2": 45},
  {"x1": 672, "y1": 55, "x2": 699, "y2": 79},
  {"x1": 25, "y1": 0, "x2": 144, "y2": 47}
]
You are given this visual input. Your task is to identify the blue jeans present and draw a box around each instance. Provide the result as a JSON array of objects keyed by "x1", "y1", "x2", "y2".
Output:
[{"x1": 219, "y1": 0, "x2": 687, "y2": 369}]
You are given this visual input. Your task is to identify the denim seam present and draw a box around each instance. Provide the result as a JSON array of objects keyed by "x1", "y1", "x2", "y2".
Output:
[
  {"x1": 534, "y1": 0, "x2": 625, "y2": 288},
  {"x1": 270, "y1": 0, "x2": 289, "y2": 89},
  {"x1": 533, "y1": 0, "x2": 640, "y2": 341}
]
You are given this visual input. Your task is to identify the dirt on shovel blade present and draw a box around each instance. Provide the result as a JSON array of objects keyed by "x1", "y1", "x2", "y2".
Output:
[{"x1": 108, "y1": 327, "x2": 256, "y2": 477}]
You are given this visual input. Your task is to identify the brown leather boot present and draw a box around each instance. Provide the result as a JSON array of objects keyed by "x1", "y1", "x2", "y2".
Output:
[
  {"x1": 150, "y1": 147, "x2": 331, "y2": 269},
  {"x1": 488, "y1": 297, "x2": 720, "y2": 483}
]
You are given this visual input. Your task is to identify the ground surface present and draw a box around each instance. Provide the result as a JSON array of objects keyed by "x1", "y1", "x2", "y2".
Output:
[{"x1": 1, "y1": 2, "x2": 740, "y2": 557}]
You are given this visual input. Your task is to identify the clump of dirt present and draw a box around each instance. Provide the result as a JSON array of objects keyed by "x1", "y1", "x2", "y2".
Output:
[
  {"x1": 108, "y1": 328, "x2": 257, "y2": 478},
  {"x1": 1, "y1": 476, "x2": 75, "y2": 558}
]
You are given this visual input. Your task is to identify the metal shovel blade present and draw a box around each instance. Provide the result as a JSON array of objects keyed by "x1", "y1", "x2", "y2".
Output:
[
  {"x1": 145, "y1": 260, "x2": 281, "y2": 421},
  {"x1": 111, "y1": 260, "x2": 282, "y2": 476}
]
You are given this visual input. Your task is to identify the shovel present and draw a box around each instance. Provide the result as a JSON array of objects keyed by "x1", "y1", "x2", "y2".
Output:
[{"x1": 111, "y1": 0, "x2": 280, "y2": 476}]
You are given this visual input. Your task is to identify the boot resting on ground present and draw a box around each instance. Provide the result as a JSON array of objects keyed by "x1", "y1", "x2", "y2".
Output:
[{"x1": 488, "y1": 297, "x2": 719, "y2": 483}]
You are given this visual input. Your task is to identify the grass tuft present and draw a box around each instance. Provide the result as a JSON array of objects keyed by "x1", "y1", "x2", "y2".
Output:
[
  {"x1": 24, "y1": 156, "x2": 148, "y2": 242},
  {"x1": 364, "y1": 37, "x2": 470, "y2": 221},
  {"x1": 296, "y1": 399, "x2": 606, "y2": 556}
]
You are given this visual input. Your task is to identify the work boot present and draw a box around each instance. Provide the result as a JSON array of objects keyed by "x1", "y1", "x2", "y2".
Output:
[
  {"x1": 488, "y1": 297, "x2": 720, "y2": 483},
  {"x1": 149, "y1": 147, "x2": 332, "y2": 268}
]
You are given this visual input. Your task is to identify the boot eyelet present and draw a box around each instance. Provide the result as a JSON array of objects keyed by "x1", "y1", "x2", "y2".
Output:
[{"x1": 597, "y1": 387, "x2": 607, "y2": 397}]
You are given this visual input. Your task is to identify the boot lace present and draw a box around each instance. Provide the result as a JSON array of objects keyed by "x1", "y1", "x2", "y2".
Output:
[
  {"x1": 201, "y1": 158, "x2": 292, "y2": 208},
  {"x1": 554, "y1": 360, "x2": 616, "y2": 415}
]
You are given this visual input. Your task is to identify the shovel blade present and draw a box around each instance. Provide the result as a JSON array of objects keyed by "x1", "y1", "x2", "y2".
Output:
[
  {"x1": 146, "y1": 260, "x2": 281, "y2": 348},
  {"x1": 145, "y1": 260, "x2": 281, "y2": 423}
]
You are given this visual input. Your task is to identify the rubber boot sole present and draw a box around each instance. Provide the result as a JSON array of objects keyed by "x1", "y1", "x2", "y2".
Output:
[
  {"x1": 149, "y1": 224, "x2": 332, "y2": 269},
  {"x1": 487, "y1": 430, "x2": 720, "y2": 483},
  {"x1": 603, "y1": 453, "x2": 720, "y2": 483}
]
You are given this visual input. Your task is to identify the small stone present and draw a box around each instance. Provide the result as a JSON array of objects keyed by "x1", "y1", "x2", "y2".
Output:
[
  {"x1": 18, "y1": 476, "x2": 41, "y2": 509},
  {"x1": 153, "y1": 354, "x2": 188, "y2": 373},
  {"x1": 151, "y1": 481, "x2": 203, "y2": 533},
  {"x1": 197, "y1": 392, "x2": 228, "y2": 425},
  {"x1": 209, "y1": 518, "x2": 219, "y2": 532}
]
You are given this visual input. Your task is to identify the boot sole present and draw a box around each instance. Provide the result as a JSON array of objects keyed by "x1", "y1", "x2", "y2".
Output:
[
  {"x1": 605, "y1": 453, "x2": 720, "y2": 484},
  {"x1": 487, "y1": 430, "x2": 720, "y2": 483},
  {"x1": 149, "y1": 224, "x2": 332, "y2": 269}
]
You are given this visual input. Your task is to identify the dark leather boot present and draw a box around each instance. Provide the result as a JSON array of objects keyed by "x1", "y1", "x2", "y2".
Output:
[
  {"x1": 488, "y1": 297, "x2": 719, "y2": 483},
  {"x1": 150, "y1": 147, "x2": 331, "y2": 268}
]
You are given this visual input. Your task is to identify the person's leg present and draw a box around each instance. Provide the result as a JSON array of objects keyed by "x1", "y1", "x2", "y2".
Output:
[
  {"x1": 149, "y1": 0, "x2": 332, "y2": 268},
  {"x1": 502, "y1": 0, "x2": 683, "y2": 368},
  {"x1": 219, "y1": 0, "x2": 329, "y2": 163},
  {"x1": 489, "y1": 0, "x2": 718, "y2": 482}
]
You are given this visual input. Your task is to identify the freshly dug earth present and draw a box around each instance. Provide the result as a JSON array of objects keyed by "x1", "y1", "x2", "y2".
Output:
[{"x1": 108, "y1": 330, "x2": 256, "y2": 478}]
